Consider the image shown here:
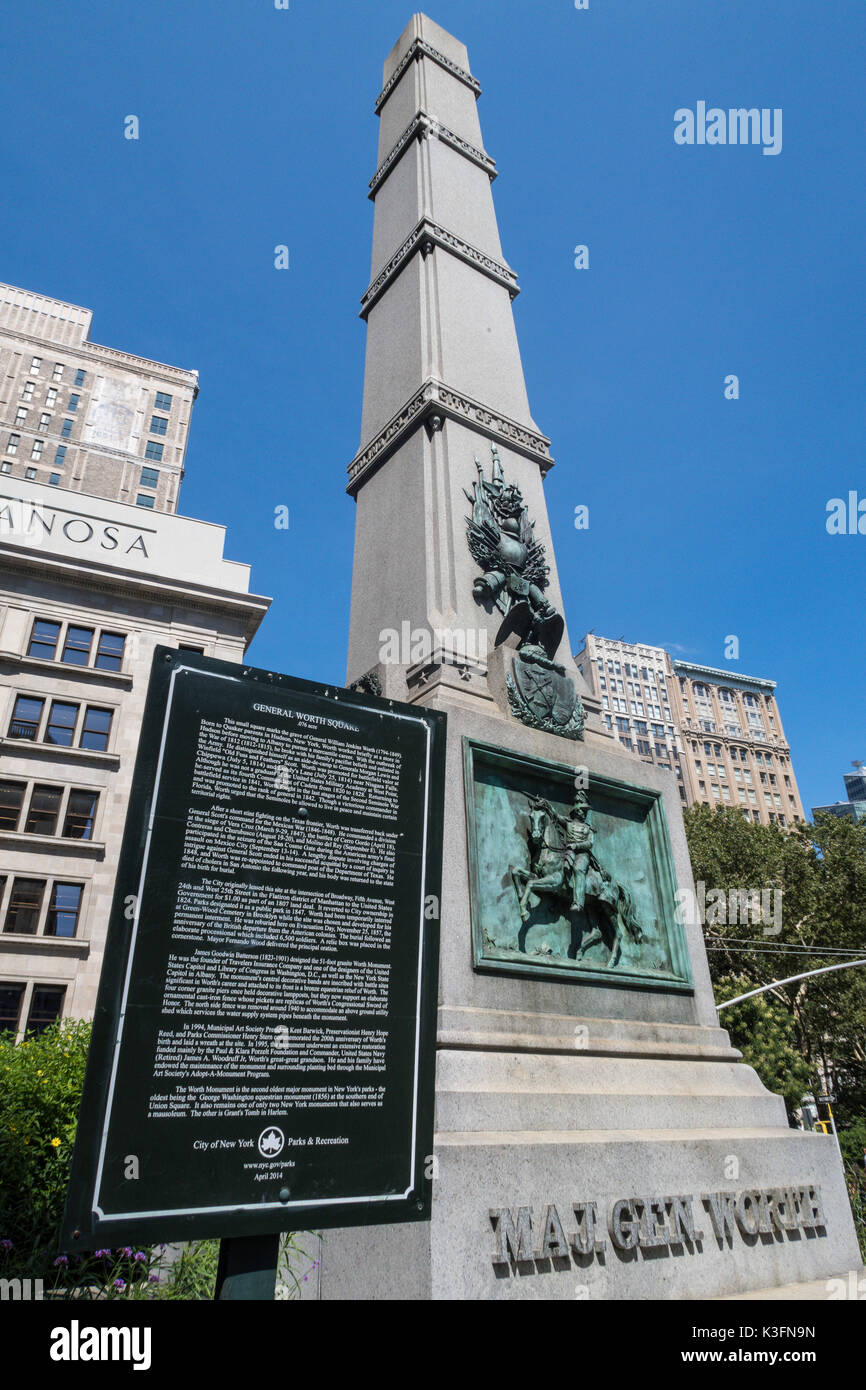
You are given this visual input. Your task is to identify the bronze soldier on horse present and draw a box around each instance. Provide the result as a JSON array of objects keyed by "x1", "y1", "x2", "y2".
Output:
[{"x1": 510, "y1": 790, "x2": 644, "y2": 968}]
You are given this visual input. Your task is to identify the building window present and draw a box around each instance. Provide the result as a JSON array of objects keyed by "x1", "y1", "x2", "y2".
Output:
[
  {"x1": 61, "y1": 419, "x2": 73, "y2": 439},
  {"x1": 52, "y1": 363, "x2": 64, "y2": 381},
  {"x1": 68, "y1": 393, "x2": 80, "y2": 412},
  {"x1": 61, "y1": 625, "x2": 94, "y2": 666},
  {"x1": 21, "y1": 381, "x2": 35, "y2": 402},
  {"x1": 136, "y1": 494, "x2": 156, "y2": 509},
  {"x1": 15, "y1": 408, "x2": 27, "y2": 425},
  {"x1": 24, "y1": 786, "x2": 63, "y2": 837},
  {"x1": 55, "y1": 444, "x2": 67, "y2": 465},
  {"x1": 154, "y1": 391, "x2": 172, "y2": 412},
  {"x1": 49, "y1": 473, "x2": 60, "y2": 486},
  {"x1": 30, "y1": 357, "x2": 42, "y2": 373},
  {"x1": 0, "y1": 984, "x2": 25, "y2": 1035},
  {"x1": 45, "y1": 883, "x2": 83, "y2": 938},
  {"x1": 26, "y1": 985, "x2": 66, "y2": 1034},
  {"x1": 63, "y1": 791, "x2": 98, "y2": 840},
  {"x1": 95, "y1": 632, "x2": 125, "y2": 671},
  {"x1": 10, "y1": 699, "x2": 111, "y2": 752},
  {"x1": 46, "y1": 701, "x2": 78, "y2": 746},
  {"x1": 38, "y1": 413, "x2": 51, "y2": 433},
  {"x1": 0, "y1": 781, "x2": 26, "y2": 832},
  {"x1": 8, "y1": 695, "x2": 44, "y2": 740},
  {"x1": 149, "y1": 415, "x2": 168, "y2": 436},
  {"x1": 144, "y1": 440, "x2": 164, "y2": 462},
  {"x1": 80, "y1": 706, "x2": 112, "y2": 751},
  {"x1": 24, "y1": 468, "x2": 36, "y2": 480},
  {"x1": 74, "y1": 369, "x2": 86, "y2": 387},
  {"x1": 7, "y1": 433, "x2": 20, "y2": 454},
  {"x1": 28, "y1": 618, "x2": 61, "y2": 661},
  {"x1": 140, "y1": 466, "x2": 159, "y2": 489},
  {"x1": 4, "y1": 878, "x2": 44, "y2": 934},
  {"x1": 30, "y1": 440, "x2": 44, "y2": 460},
  {"x1": 46, "y1": 388, "x2": 58, "y2": 408}
]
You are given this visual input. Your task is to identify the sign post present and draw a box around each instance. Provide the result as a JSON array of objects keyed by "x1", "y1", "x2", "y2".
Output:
[
  {"x1": 62, "y1": 648, "x2": 445, "y2": 1287},
  {"x1": 214, "y1": 1234, "x2": 281, "y2": 1301}
]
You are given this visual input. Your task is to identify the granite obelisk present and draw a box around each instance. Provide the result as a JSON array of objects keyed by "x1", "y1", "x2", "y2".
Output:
[{"x1": 324, "y1": 14, "x2": 861, "y2": 1299}]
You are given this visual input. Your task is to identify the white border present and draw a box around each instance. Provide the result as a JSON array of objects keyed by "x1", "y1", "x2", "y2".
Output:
[{"x1": 92, "y1": 666, "x2": 433, "y2": 1222}]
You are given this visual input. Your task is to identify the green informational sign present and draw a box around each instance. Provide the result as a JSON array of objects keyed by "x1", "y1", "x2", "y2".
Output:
[{"x1": 62, "y1": 649, "x2": 445, "y2": 1248}]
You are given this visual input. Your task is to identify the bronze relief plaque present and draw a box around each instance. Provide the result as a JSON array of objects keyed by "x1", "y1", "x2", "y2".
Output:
[{"x1": 463, "y1": 738, "x2": 693, "y2": 991}]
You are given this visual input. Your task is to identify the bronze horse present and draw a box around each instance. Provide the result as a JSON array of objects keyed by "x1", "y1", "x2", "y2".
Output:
[{"x1": 510, "y1": 799, "x2": 643, "y2": 968}]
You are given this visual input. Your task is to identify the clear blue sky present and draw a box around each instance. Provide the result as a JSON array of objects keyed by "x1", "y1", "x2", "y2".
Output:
[{"x1": 0, "y1": 0, "x2": 862, "y2": 818}]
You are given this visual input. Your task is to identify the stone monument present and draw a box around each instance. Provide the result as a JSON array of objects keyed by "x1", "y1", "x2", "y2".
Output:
[{"x1": 322, "y1": 13, "x2": 861, "y2": 1298}]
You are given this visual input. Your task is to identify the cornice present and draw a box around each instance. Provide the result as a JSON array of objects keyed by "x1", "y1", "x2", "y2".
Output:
[
  {"x1": 369, "y1": 111, "x2": 496, "y2": 201},
  {"x1": 0, "y1": 544, "x2": 271, "y2": 644},
  {"x1": 360, "y1": 217, "x2": 518, "y2": 319},
  {"x1": 673, "y1": 660, "x2": 776, "y2": 693},
  {"x1": 375, "y1": 38, "x2": 481, "y2": 114},
  {"x1": 347, "y1": 379, "x2": 552, "y2": 496},
  {"x1": 0, "y1": 323, "x2": 197, "y2": 387}
]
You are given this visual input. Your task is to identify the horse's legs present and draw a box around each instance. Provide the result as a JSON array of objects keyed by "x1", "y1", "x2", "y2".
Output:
[{"x1": 511, "y1": 868, "x2": 531, "y2": 922}]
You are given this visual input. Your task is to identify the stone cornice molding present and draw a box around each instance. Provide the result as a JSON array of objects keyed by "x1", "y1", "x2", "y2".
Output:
[
  {"x1": 673, "y1": 660, "x2": 777, "y2": 693},
  {"x1": 0, "y1": 544, "x2": 270, "y2": 643},
  {"x1": 0, "y1": 323, "x2": 198, "y2": 388},
  {"x1": 375, "y1": 37, "x2": 481, "y2": 114},
  {"x1": 347, "y1": 379, "x2": 552, "y2": 496},
  {"x1": 360, "y1": 217, "x2": 519, "y2": 319},
  {"x1": 368, "y1": 111, "x2": 496, "y2": 201}
]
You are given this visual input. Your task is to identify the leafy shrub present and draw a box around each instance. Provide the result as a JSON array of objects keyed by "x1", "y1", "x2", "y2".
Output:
[{"x1": 0, "y1": 1020, "x2": 91, "y2": 1278}]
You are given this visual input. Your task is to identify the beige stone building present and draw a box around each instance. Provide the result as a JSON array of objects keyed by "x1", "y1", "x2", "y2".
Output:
[
  {"x1": 574, "y1": 634, "x2": 805, "y2": 827},
  {"x1": 0, "y1": 281, "x2": 195, "y2": 515},
  {"x1": 0, "y1": 286, "x2": 269, "y2": 1039}
]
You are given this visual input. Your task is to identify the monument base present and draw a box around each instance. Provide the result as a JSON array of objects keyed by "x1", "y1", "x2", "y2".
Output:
[
  {"x1": 315, "y1": 696, "x2": 861, "y2": 1299},
  {"x1": 317, "y1": 1053, "x2": 860, "y2": 1299}
]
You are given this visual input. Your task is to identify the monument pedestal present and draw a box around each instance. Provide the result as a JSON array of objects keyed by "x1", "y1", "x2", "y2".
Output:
[{"x1": 318, "y1": 702, "x2": 861, "y2": 1298}]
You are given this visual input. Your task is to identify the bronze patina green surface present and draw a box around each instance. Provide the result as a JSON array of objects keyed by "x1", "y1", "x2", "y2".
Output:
[{"x1": 463, "y1": 738, "x2": 693, "y2": 991}]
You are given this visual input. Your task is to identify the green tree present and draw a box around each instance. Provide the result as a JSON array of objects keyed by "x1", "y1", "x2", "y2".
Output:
[
  {"x1": 683, "y1": 805, "x2": 866, "y2": 1121},
  {"x1": 714, "y1": 973, "x2": 813, "y2": 1118}
]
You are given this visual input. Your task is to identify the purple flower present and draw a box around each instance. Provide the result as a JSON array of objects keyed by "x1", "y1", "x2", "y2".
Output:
[
  {"x1": 148, "y1": 1273, "x2": 160, "y2": 1284},
  {"x1": 134, "y1": 1251, "x2": 147, "y2": 1262},
  {"x1": 113, "y1": 1278, "x2": 126, "y2": 1290},
  {"x1": 0, "y1": 1239, "x2": 12, "y2": 1251},
  {"x1": 53, "y1": 1255, "x2": 69, "y2": 1267},
  {"x1": 119, "y1": 1247, "x2": 133, "y2": 1257},
  {"x1": 94, "y1": 1248, "x2": 112, "y2": 1258}
]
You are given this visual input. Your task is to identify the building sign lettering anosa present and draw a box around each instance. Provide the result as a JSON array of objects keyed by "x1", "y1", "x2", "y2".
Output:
[
  {"x1": 0, "y1": 497, "x2": 152, "y2": 557},
  {"x1": 490, "y1": 1187, "x2": 827, "y2": 1268}
]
